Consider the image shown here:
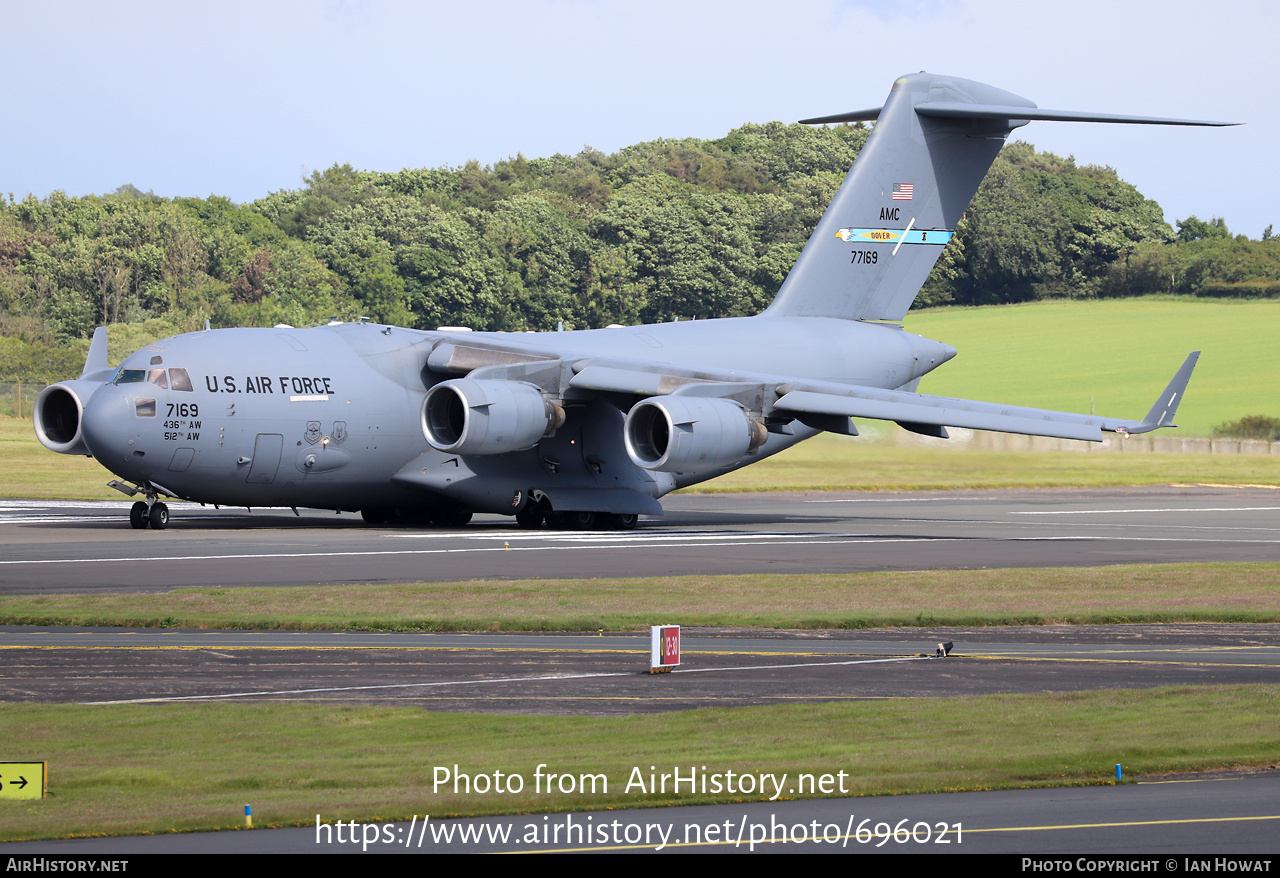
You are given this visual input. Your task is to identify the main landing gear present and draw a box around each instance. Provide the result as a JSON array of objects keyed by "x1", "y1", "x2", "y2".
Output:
[
  {"x1": 515, "y1": 509, "x2": 638, "y2": 531},
  {"x1": 360, "y1": 507, "x2": 474, "y2": 528},
  {"x1": 129, "y1": 499, "x2": 169, "y2": 530}
]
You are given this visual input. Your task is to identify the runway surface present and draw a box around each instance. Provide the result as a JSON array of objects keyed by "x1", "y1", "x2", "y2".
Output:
[
  {"x1": 4, "y1": 486, "x2": 1278, "y2": 854},
  {"x1": 2, "y1": 485, "x2": 1279, "y2": 593},
  {"x1": 3, "y1": 623, "x2": 1278, "y2": 714}
]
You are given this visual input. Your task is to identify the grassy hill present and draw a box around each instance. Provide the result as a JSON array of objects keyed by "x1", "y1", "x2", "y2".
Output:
[{"x1": 903, "y1": 297, "x2": 1280, "y2": 436}]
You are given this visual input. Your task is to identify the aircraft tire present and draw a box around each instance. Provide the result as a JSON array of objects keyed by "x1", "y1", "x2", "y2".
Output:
[
  {"x1": 515, "y1": 509, "x2": 544, "y2": 529},
  {"x1": 129, "y1": 501, "x2": 149, "y2": 529},
  {"x1": 436, "y1": 509, "x2": 473, "y2": 528},
  {"x1": 148, "y1": 502, "x2": 169, "y2": 530},
  {"x1": 360, "y1": 508, "x2": 389, "y2": 525},
  {"x1": 605, "y1": 512, "x2": 639, "y2": 530},
  {"x1": 559, "y1": 511, "x2": 597, "y2": 530}
]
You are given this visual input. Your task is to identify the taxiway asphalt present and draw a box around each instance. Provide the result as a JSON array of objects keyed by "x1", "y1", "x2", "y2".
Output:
[
  {"x1": 2, "y1": 485, "x2": 1279, "y2": 593},
  {"x1": 4, "y1": 486, "x2": 1278, "y2": 854},
  {"x1": 3, "y1": 623, "x2": 1278, "y2": 714}
]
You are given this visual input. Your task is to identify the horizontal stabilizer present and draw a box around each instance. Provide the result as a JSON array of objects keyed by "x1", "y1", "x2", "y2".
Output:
[
  {"x1": 797, "y1": 107, "x2": 883, "y2": 125},
  {"x1": 914, "y1": 103, "x2": 1238, "y2": 127}
]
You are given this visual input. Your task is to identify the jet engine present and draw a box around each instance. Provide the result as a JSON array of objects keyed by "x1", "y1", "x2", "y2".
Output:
[
  {"x1": 33, "y1": 380, "x2": 97, "y2": 456},
  {"x1": 422, "y1": 378, "x2": 565, "y2": 455},
  {"x1": 624, "y1": 396, "x2": 766, "y2": 473}
]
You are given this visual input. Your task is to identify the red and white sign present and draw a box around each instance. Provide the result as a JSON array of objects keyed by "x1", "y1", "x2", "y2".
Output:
[{"x1": 650, "y1": 625, "x2": 681, "y2": 669}]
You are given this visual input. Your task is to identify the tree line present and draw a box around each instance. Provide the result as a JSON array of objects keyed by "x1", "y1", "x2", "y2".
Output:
[{"x1": 2, "y1": 120, "x2": 1277, "y2": 375}]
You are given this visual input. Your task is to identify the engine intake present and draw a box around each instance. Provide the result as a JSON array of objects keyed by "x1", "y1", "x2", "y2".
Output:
[
  {"x1": 624, "y1": 396, "x2": 766, "y2": 473},
  {"x1": 33, "y1": 381, "x2": 94, "y2": 456},
  {"x1": 422, "y1": 378, "x2": 565, "y2": 455}
]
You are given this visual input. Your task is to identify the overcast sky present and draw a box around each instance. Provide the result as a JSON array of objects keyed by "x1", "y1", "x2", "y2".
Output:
[{"x1": 4, "y1": 0, "x2": 1274, "y2": 237}]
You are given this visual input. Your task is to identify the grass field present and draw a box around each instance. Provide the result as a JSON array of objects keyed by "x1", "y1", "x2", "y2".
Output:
[
  {"x1": 2, "y1": 563, "x2": 1277, "y2": 631},
  {"x1": 903, "y1": 298, "x2": 1280, "y2": 437},
  {"x1": 700, "y1": 431, "x2": 1280, "y2": 492},
  {"x1": 2, "y1": 686, "x2": 1277, "y2": 841}
]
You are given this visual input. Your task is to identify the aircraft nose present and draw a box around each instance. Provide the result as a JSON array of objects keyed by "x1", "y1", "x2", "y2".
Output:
[{"x1": 80, "y1": 387, "x2": 141, "y2": 466}]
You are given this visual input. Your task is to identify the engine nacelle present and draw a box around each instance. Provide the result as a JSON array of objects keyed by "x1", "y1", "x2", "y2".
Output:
[
  {"x1": 33, "y1": 380, "x2": 97, "y2": 456},
  {"x1": 624, "y1": 396, "x2": 766, "y2": 473},
  {"x1": 422, "y1": 378, "x2": 565, "y2": 455}
]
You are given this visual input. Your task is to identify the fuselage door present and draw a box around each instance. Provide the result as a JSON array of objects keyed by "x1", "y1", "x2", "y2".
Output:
[{"x1": 246, "y1": 433, "x2": 284, "y2": 483}]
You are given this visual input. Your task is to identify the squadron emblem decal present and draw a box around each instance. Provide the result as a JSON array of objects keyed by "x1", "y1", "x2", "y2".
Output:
[{"x1": 836, "y1": 228, "x2": 953, "y2": 245}]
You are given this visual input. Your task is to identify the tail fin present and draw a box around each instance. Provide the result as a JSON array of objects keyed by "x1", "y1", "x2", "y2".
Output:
[{"x1": 766, "y1": 73, "x2": 1236, "y2": 323}]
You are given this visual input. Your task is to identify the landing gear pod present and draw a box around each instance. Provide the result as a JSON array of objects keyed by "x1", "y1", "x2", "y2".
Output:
[
  {"x1": 624, "y1": 396, "x2": 766, "y2": 473},
  {"x1": 422, "y1": 378, "x2": 565, "y2": 455},
  {"x1": 33, "y1": 381, "x2": 97, "y2": 456}
]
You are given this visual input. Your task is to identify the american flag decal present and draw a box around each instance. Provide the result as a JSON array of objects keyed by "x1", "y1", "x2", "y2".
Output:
[{"x1": 892, "y1": 183, "x2": 913, "y2": 201}]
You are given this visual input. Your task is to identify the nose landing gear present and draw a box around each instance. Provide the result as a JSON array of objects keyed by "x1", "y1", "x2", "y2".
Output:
[
  {"x1": 128, "y1": 498, "x2": 169, "y2": 529},
  {"x1": 113, "y1": 481, "x2": 170, "y2": 530}
]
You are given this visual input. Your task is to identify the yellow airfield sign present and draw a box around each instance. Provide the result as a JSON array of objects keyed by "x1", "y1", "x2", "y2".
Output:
[{"x1": 0, "y1": 762, "x2": 46, "y2": 799}]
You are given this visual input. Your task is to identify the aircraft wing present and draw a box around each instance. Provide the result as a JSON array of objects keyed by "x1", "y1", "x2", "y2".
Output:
[
  {"x1": 564, "y1": 351, "x2": 1200, "y2": 443},
  {"x1": 773, "y1": 350, "x2": 1198, "y2": 441}
]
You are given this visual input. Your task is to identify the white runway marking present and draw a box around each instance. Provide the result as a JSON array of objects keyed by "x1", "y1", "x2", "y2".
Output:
[
  {"x1": 83, "y1": 655, "x2": 931, "y2": 705},
  {"x1": 387, "y1": 530, "x2": 871, "y2": 543},
  {"x1": 1012, "y1": 507, "x2": 1280, "y2": 515},
  {"x1": 0, "y1": 536, "x2": 955, "y2": 565},
  {"x1": 803, "y1": 497, "x2": 982, "y2": 503},
  {"x1": 4, "y1": 534, "x2": 1279, "y2": 567}
]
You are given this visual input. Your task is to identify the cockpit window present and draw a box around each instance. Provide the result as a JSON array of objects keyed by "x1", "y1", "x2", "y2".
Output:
[
  {"x1": 112, "y1": 366, "x2": 193, "y2": 391},
  {"x1": 112, "y1": 369, "x2": 146, "y2": 385},
  {"x1": 135, "y1": 398, "x2": 156, "y2": 417}
]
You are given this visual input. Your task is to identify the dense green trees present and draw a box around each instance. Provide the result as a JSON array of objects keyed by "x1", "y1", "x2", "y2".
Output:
[
  {"x1": 1101, "y1": 215, "x2": 1280, "y2": 298},
  {"x1": 2, "y1": 119, "x2": 1275, "y2": 367}
]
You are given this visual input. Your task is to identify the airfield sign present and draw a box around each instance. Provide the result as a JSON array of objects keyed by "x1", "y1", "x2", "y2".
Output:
[
  {"x1": 651, "y1": 625, "x2": 681, "y2": 672},
  {"x1": 0, "y1": 762, "x2": 46, "y2": 799}
]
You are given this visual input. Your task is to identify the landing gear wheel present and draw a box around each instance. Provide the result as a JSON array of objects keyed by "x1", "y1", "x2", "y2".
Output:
[
  {"x1": 515, "y1": 509, "x2": 544, "y2": 529},
  {"x1": 605, "y1": 512, "x2": 639, "y2": 530},
  {"x1": 436, "y1": 509, "x2": 473, "y2": 528},
  {"x1": 129, "y1": 501, "x2": 149, "y2": 529},
  {"x1": 361, "y1": 508, "x2": 388, "y2": 525},
  {"x1": 561, "y1": 510, "x2": 598, "y2": 530},
  {"x1": 148, "y1": 502, "x2": 169, "y2": 530}
]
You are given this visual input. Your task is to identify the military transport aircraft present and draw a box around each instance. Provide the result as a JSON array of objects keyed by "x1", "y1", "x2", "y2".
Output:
[{"x1": 33, "y1": 73, "x2": 1229, "y2": 531}]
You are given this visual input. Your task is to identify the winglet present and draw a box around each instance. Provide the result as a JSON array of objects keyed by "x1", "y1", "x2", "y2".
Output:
[
  {"x1": 78, "y1": 327, "x2": 114, "y2": 382},
  {"x1": 1117, "y1": 352, "x2": 1200, "y2": 434}
]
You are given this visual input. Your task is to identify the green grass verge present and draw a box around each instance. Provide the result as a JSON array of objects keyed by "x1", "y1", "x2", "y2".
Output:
[
  {"x1": 697, "y1": 432, "x2": 1280, "y2": 492},
  {"x1": 904, "y1": 298, "x2": 1280, "y2": 437},
  {"x1": 3, "y1": 563, "x2": 1278, "y2": 631},
  {"x1": 0, "y1": 418, "x2": 121, "y2": 501},
  {"x1": 3, "y1": 686, "x2": 1277, "y2": 841}
]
